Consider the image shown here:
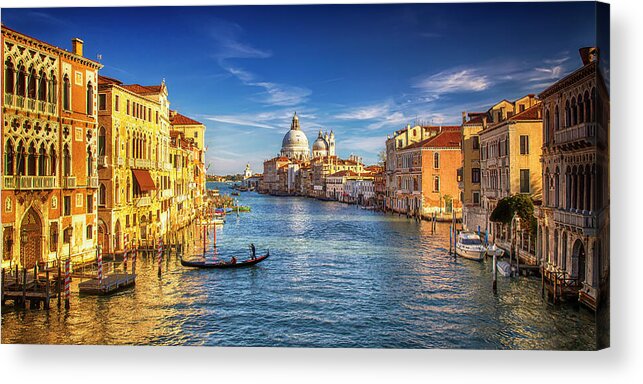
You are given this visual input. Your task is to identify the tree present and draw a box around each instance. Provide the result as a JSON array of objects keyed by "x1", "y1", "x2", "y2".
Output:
[{"x1": 489, "y1": 194, "x2": 537, "y2": 237}]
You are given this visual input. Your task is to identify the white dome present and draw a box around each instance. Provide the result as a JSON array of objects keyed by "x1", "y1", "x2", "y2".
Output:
[
  {"x1": 282, "y1": 129, "x2": 309, "y2": 149},
  {"x1": 313, "y1": 136, "x2": 328, "y2": 151}
]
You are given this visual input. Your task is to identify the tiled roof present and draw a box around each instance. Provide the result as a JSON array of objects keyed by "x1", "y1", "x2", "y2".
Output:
[
  {"x1": 463, "y1": 113, "x2": 486, "y2": 126},
  {"x1": 404, "y1": 129, "x2": 461, "y2": 149},
  {"x1": 121, "y1": 84, "x2": 162, "y2": 95},
  {"x1": 329, "y1": 170, "x2": 358, "y2": 177},
  {"x1": 170, "y1": 112, "x2": 203, "y2": 126},
  {"x1": 507, "y1": 103, "x2": 542, "y2": 121},
  {"x1": 98, "y1": 75, "x2": 123, "y2": 85}
]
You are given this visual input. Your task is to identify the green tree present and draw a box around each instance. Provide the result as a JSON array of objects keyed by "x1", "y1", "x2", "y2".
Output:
[{"x1": 489, "y1": 194, "x2": 537, "y2": 236}]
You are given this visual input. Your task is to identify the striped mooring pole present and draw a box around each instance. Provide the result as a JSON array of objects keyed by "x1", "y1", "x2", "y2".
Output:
[
  {"x1": 97, "y1": 245, "x2": 103, "y2": 284},
  {"x1": 64, "y1": 258, "x2": 71, "y2": 310},
  {"x1": 132, "y1": 240, "x2": 137, "y2": 273},
  {"x1": 157, "y1": 238, "x2": 163, "y2": 278}
]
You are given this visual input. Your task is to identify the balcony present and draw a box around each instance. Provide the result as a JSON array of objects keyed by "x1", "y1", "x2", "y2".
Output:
[
  {"x1": 128, "y1": 158, "x2": 135, "y2": 167},
  {"x1": 97, "y1": 155, "x2": 109, "y2": 168},
  {"x1": 62, "y1": 176, "x2": 77, "y2": 189},
  {"x1": 4, "y1": 94, "x2": 57, "y2": 116},
  {"x1": 554, "y1": 123, "x2": 601, "y2": 149},
  {"x1": 135, "y1": 196, "x2": 151, "y2": 207},
  {"x1": 3, "y1": 175, "x2": 57, "y2": 190},
  {"x1": 554, "y1": 209, "x2": 597, "y2": 235},
  {"x1": 134, "y1": 159, "x2": 152, "y2": 169},
  {"x1": 89, "y1": 176, "x2": 99, "y2": 188}
]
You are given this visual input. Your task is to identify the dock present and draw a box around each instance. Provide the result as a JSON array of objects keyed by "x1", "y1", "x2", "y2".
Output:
[{"x1": 78, "y1": 274, "x2": 136, "y2": 295}]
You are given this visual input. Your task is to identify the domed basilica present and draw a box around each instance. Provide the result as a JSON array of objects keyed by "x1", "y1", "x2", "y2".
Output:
[{"x1": 280, "y1": 112, "x2": 335, "y2": 160}]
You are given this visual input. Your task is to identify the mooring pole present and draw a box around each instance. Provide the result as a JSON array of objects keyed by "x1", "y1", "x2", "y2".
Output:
[{"x1": 492, "y1": 253, "x2": 498, "y2": 294}]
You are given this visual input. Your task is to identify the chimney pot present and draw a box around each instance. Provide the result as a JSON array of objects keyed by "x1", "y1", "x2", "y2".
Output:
[{"x1": 72, "y1": 38, "x2": 84, "y2": 56}]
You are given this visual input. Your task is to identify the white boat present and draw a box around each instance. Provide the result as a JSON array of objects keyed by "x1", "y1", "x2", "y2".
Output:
[
  {"x1": 486, "y1": 243, "x2": 505, "y2": 258},
  {"x1": 455, "y1": 232, "x2": 487, "y2": 261},
  {"x1": 496, "y1": 260, "x2": 512, "y2": 277}
]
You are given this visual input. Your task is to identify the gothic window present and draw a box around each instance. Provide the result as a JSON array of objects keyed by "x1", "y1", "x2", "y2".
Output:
[
  {"x1": 63, "y1": 74, "x2": 71, "y2": 110},
  {"x1": 554, "y1": 105, "x2": 560, "y2": 131},
  {"x1": 4, "y1": 139, "x2": 14, "y2": 175},
  {"x1": 571, "y1": 97, "x2": 577, "y2": 126},
  {"x1": 87, "y1": 146, "x2": 93, "y2": 177},
  {"x1": 50, "y1": 145, "x2": 57, "y2": 176},
  {"x1": 17, "y1": 64, "x2": 26, "y2": 97},
  {"x1": 38, "y1": 70, "x2": 47, "y2": 101},
  {"x1": 16, "y1": 141, "x2": 26, "y2": 176},
  {"x1": 63, "y1": 144, "x2": 71, "y2": 176},
  {"x1": 98, "y1": 126, "x2": 106, "y2": 156},
  {"x1": 544, "y1": 109, "x2": 550, "y2": 144},
  {"x1": 86, "y1": 82, "x2": 94, "y2": 115},
  {"x1": 564, "y1": 100, "x2": 571, "y2": 128},
  {"x1": 27, "y1": 142, "x2": 37, "y2": 176},
  {"x1": 38, "y1": 144, "x2": 46, "y2": 176},
  {"x1": 48, "y1": 72, "x2": 57, "y2": 104},
  {"x1": 99, "y1": 183, "x2": 106, "y2": 207},
  {"x1": 27, "y1": 66, "x2": 37, "y2": 99},
  {"x1": 4, "y1": 58, "x2": 15, "y2": 94},
  {"x1": 577, "y1": 93, "x2": 584, "y2": 124},
  {"x1": 584, "y1": 91, "x2": 591, "y2": 123}
]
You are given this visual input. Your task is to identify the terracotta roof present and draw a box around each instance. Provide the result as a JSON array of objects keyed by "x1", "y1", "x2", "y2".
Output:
[
  {"x1": 329, "y1": 170, "x2": 358, "y2": 177},
  {"x1": 121, "y1": 84, "x2": 162, "y2": 95},
  {"x1": 507, "y1": 103, "x2": 542, "y2": 121},
  {"x1": 170, "y1": 112, "x2": 203, "y2": 126},
  {"x1": 463, "y1": 113, "x2": 486, "y2": 126},
  {"x1": 404, "y1": 130, "x2": 461, "y2": 149},
  {"x1": 98, "y1": 75, "x2": 123, "y2": 85}
]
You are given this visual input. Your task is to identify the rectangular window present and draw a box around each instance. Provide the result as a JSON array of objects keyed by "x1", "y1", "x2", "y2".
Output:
[
  {"x1": 194, "y1": 131, "x2": 199, "y2": 139},
  {"x1": 127, "y1": 100, "x2": 130, "y2": 115},
  {"x1": 98, "y1": 94, "x2": 106, "y2": 110},
  {"x1": 156, "y1": 111, "x2": 159, "y2": 124},
  {"x1": 63, "y1": 196, "x2": 71, "y2": 216},
  {"x1": 86, "y1": 225, "x2": 93, "y2": 240},
  {"x1": 472, "y1": 136, "x2": 479, "y2": 150},
  {"x1": 115, "y1": 95, "x2": 120, "y2": 111},
  {"x1": 126, "y1": 215, "x2": 130, "y2": 228},
  {"x1": 473, "y1": 191, "x2": 480, "y2": 205},
  {"x1": 86, "y1": 194, "x2": 93, "y2": 213},
  {"x1": 63, "y1": 227, "x2": 72, "y2": 244},
  {"x1": 520, "y1": 104, "x2": 526, "y2": 112},
  {"x1": 520, "y1": 135, "x2": 529, "y2": 155},
  {"x1": 472, "y1": 168, "x2": 481, "y2": 183},
  {"x1": 520, "y1": 169, "x2": 530, "y2": 193},
  {"x1": 76, "y1": 193, "x2": 83, "y2": 208},
  {"x1": 433, "y1": 176, "x2": 440, "y2": 192}
]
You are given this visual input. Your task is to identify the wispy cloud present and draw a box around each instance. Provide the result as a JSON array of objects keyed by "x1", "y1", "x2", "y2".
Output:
[
  {"x1": 413, "y1": 68, "x2": 490, "y2": 94},
  {"x1": 222, "y1": 64, "x2": 311, "y2": 107},
  {"x1": 335, "y1": 102, "x2": 392, "y2": 120},
  {"x1": 208, "y1": 19, "x2": 272, "y2": 61},
  {"x1": 203, "y1": 115, "x2": 277, "y2": 130}
]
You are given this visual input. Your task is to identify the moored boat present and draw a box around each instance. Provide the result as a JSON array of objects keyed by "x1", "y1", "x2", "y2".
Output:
[
  {"x1": 180, "y1": 252, "x2": 269, "y2": 269},
  {"x1": 496, "y1": 260, "x2": 512, "y2": 277},
  {"x1": 455, "y1": 232, "x2": 487, "y2": 261},
  {"x1": 486, "y1": 243, "x2": 505, "y2": 258}
]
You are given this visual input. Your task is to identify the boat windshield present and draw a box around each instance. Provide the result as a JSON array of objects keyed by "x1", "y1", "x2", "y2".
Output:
[{"x1": 460, "y1": 238, "x2": 482, "y2": 245}]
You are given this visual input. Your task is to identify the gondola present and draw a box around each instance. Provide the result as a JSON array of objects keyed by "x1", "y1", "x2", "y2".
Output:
[{"x1": 180, "y1": 251, "x2": 269, "y2": 269}]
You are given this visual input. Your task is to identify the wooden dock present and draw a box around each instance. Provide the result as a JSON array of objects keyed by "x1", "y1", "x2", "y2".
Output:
[{"x1": 78, "y1": 274, "x2": 136, "y2": 295}]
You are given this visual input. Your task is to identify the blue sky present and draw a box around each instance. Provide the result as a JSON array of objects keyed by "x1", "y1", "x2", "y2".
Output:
[{"x1": 1, "y1": 2, "x2": 597, "y2": 174}]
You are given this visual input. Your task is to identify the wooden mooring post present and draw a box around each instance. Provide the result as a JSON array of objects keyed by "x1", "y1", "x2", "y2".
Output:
[{"x1": 492, "y1": 254, "x2": 498, "y2": 294}]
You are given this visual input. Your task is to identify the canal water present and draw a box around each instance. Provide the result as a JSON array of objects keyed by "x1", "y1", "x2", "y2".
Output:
[{"x1": 1, "y1": 182, "x2": 596, "y2": 349}]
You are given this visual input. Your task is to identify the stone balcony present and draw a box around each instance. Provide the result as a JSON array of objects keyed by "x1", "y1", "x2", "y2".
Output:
[
  {"x1": 62, "y1": 176, "x2": 76, "y2": 189},
  {"x1": 553, "y1": 122, "x2": 605, "y2": 149},
  {"x1": 553, "y1": 209, "x2": 599, "y2": 236},
  {"x1": 134, "y1": 159, "x2": 152, "y2": 169},
  {"x1": 97, "y1": 155, "x2": 109, "y2": 168},
  {"x1": 89, "y1": 176, "x2": 99, "y2": 188},
  {"x1": 4, "y1": 94, "x2": 57, "y2": 116},
  {"x1": 3, "y1": 175, "x2": 57, "y2": 190},
  {"x1": 135, "y1": 196, "x2": 152, "y2": 207}
]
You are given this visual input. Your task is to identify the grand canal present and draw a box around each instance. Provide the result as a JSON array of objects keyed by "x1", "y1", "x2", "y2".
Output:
[{"x1": 1, "y1": 183, "x2": 596, "y2": 349}]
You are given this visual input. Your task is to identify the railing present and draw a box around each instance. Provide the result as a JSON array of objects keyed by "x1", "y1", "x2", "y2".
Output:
[
  {"x1": 134, "y1": 159, "x2": 151, "y2": 169},
  {"x1": 89, "y1": 176, "x2": 99, "y2": 188},
  {"x1": 117, "y1": 157, "x2": 124, "y2": 166},
  {"x1": 128, "y1": 158, "x2": 135, "y2": 167},
  {"x1": 136, "y1": 196, "x2": 151, "y2": 207},
  {"x1": 554, "y1": 209, "x2": 596, "y2": 232},
  {"x1": 554, "y1": 122, "x2": 597, "y2": 146},
  {"x1": 3, "y1": 175, "x2": 57, "y2": 190},
  {"x1": 62, "y1": 176, "x2": 77, "y2": 189}
]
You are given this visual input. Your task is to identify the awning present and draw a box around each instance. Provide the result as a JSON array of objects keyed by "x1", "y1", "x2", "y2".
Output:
[{"x1": 132, "y1": 169, "x2": 156, "y2": 192}]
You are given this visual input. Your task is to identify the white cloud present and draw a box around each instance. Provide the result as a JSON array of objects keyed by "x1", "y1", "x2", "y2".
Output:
[
  {"x1": 222, "y1": 65, "x2": 311, "y2": 107},
  {"x1": 203, "y1": 115, "x2": 277, "y2": 130},
  {"x1": 413, "y1": 68, "x2": 490, "y2": 94},
  {"x1": 335, "y1": 102, "x2": 392, "y2": 120}
]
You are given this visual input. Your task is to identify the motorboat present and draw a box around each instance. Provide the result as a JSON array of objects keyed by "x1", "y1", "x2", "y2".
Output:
[{"x1": 455, "y1": 232, "x2": 487, "y2": 261}]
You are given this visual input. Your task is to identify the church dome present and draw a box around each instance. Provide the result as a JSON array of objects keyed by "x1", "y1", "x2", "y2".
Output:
[
  {"x1": 313, "y1": 131, "x2": 329, "y2": 151},
  {"x1": 282, "y1": 129, "x2": 309, "y2": 149}
]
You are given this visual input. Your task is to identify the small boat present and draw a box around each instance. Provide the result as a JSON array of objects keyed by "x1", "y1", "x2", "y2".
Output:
[
  {"x1": 486, "y1": 243, "x2": 505, "y2": 258},
  {"x1": 180, "y1": 251, "x2": 269, "y2": 269},
  {"x1": 496, "y1": 260, "x2": 512, "y2": 277},
  {"x1": 455, "y1": 232, "x2": 487, "y2": 261},
  {"x1": 231, "y1": 192, "x2": 240, "y2": 196}
]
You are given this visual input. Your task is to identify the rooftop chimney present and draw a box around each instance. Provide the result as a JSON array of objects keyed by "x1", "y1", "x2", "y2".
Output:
[
  {"x1": 462, "y1": 111, "x2": 467, "y2": 124},
  {"x1": 72, "y1": 38, "x2": 84, "y2": 56}
]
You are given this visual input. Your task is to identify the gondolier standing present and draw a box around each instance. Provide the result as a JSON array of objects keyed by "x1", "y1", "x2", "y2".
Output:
[{"x1": 250, "y1": 243, "x2": 256, "y2": 260}]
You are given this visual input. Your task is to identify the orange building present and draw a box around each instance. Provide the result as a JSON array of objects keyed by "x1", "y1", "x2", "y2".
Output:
[{"x1": 2, "y1": 26, "x2": 102, "y2": 268}]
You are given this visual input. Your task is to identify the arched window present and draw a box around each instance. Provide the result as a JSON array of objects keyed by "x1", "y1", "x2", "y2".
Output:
[
  {"x1": 433, "y1": 152, "x2": 440, "y2": 169},
  {"x1": 126, "y1": 178, "x2": 131, "y2": 202},
  {"x1": 577, "y1": 93, "x2": 584, "y2": 124},
  {"x1": 555, "y1": 166, "x2": 560, "y2": 207},
  {"x1": 571, "y1": 97, "x2": 577, "y2": 126},
  {"x1": 16, "y1": 141, "x2": 26, "y2": 176},
  {"x1": 115, "y1": 178, "x2": 120, "y2": 205},
  {"x1": 87, "y1": 146, "x2": 93, "y2": 177},
  {"x1": 17, "y1": 64, "x2": 26, "y2": 97},
  {"x1": 48, "y1": 72, "x2": 57, "y2": 104},
  {"x1": 38, "y1": 144, "x2": 47, "y2": 176},
  {"x1": 50, "y1": 144, "x2": 57, "y2": 176},
  {"x1": 86, "y1": 82, "x2": 94, "y2": 115},
  {"x1": 63, "y1": 74, "x2": 71, "y2": 110},
  {"x1": 63, "y1": 144, "x2": 71, "y2": 176},
  {"x1": 98, "y1": 126, "x2": 106, "y2": 156},
  {"x1": 554, "y1": 105, "x2": 560, "y2": 131},
  {"x1": 38, "y1": 70, "x2": 47, "y2": 101},
  {"x1": 4, "y1": 139, "x2": 14, "y2": 175},
  {"x1": 590, "y1": 87, "x2": 596, "y2": 122},
  {"x1": 4, "y1": 58, "x2": 15, "y2": 94},
  {"x1": 544, "y1": 109, "x2": 550, "y2": 144},
  {"x1": 544, "y1": 167, "x2": 550, "y2": 206},
  {"x1": 99, "y1": 183, "x2": 107, "y2": 207},
  {"x1": 27, "y1": 142, "x2": 37, "y2": 176},
  {"x1": 564, "y1": 100, "x2": 570, "y2": 128},
  {"x1": 584, "y1": 91, "x2": 591, "y2": 123},
  {"x1": 27, "y1": 66, "x2": 37, "y2": 99}
]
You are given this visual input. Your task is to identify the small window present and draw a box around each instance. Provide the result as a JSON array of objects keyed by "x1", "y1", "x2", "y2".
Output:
[
  {"x1": 433, "y1": 176, "x2": 440, "y2": 192},
  {"x1": 63, "y1": 227, "x2": 72, "y2": 244},
  {"x1": 63, "y1": 196, "x2": 71, "y2": 216},
  {"x1": 98, "y1": 94, "x2": 106, "y2": 110},
  {"x1": 433, "y1": 153, "x2": 440, "y2": 169},
  {"x1": 86, "y1": 225, "x2": 93, "y2": 240},
  {"x1": 520, "y1": 104, "x2": 526, "y2": 112},
  {"x1": 127, "y1": 100, "x2": 130, "y2": 115},
  {"x1": 472, "y1": 136, "x2": 479, "y2": 150},
  {"x1": 472, "y1": 168, "x2": 481, "y2": 183},
  {"x1": 194, "y1": 131, "x2": 198, "y2": 139},
  {"x1": 520, "y1": 169, "x2": 530, "y2": 193},
  {"x1": 115, "y1": 95, "x2": 120, "y2": 111},
  {"x1": 520, "y1": 135, "x2": 529, "y2": 155},
  {"x1": 86, "y1": 194, "x2": 93, "y2": 213},
  {"x1": 473, "y1": 191, "x2": 480, "y2": 205}
]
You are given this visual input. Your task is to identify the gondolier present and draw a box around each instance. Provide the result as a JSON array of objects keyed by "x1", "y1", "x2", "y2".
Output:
[{"x1": 250, "y1": 243, "x2": 256, "y2": 260}]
